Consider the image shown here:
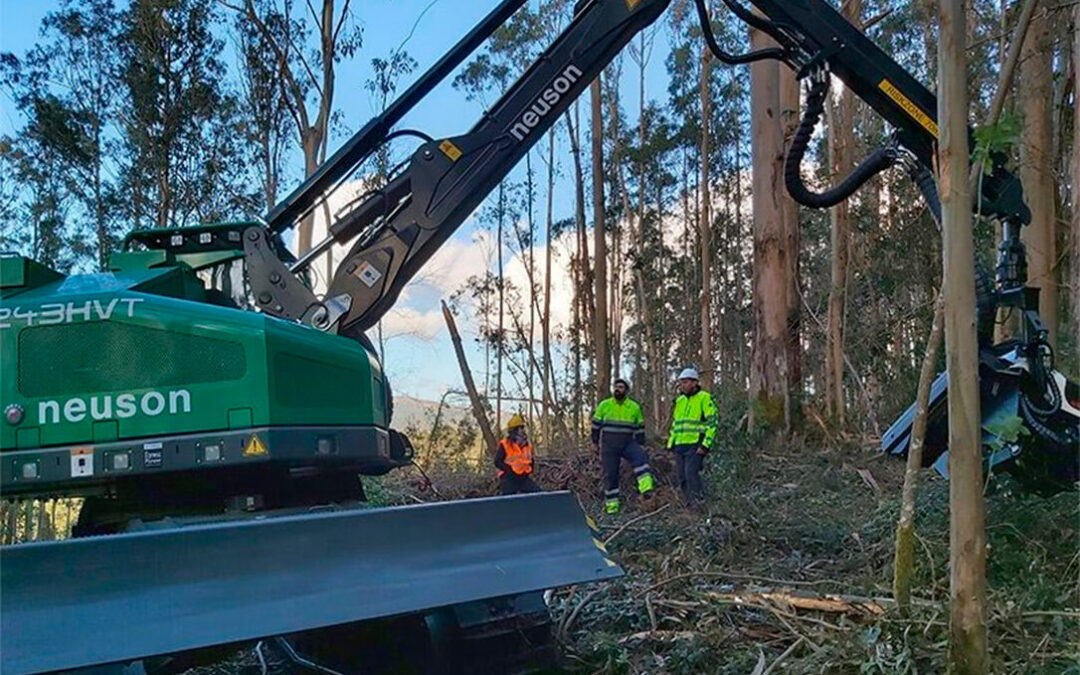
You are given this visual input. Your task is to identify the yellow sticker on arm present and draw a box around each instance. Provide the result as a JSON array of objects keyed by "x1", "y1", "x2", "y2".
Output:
[
  {"x1": 878, "y1": 79, "x2": 939, "y2": 138},
  {"x1": 439, "y1": 140, "x2": 462, "y2": 161}
]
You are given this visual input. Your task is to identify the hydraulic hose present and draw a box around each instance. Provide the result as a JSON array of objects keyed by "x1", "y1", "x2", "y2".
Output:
[
  {"x1": 693, "y1": 0, "x2": 786, "y2": 65},
  {"x1": 785, "y1": 74, "x2": 897, "y2": 209},
  {"x1": 1019, "y1": 392, "x2": 1070, "y2": 448},
  {"x1": 911, "y1": 163, "x2": 942, "y2": 225}
]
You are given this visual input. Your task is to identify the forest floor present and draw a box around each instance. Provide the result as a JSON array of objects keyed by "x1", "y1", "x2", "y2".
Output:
[
  {"x1": 177, "y1": 427, "x2": 1078, "y2": 675},
  {"x1": 393, "y1": 427, "x2": 1079, "y2": 675}
]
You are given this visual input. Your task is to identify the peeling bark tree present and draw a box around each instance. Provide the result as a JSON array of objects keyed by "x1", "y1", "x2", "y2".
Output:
[
  {"x1": 1019, "y1": 5, "x2": 1058, "y2": 347},
  {"x1": 779, "y1": 64, "x2": 801, "y2": 429},
  {"x1": 938, "y1": 2, "x2": 988, "y2": 671},
  {"x1": 748, "y1": 26, "x2": 790, "y2": 429}
]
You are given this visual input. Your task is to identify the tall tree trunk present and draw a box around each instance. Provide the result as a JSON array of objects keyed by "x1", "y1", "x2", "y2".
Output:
[
  {"x1": 1019, "y1": 4, "x2": 1058, "y2": 347},
  {"x1": 92, "y1": 111, "x2": 108, "y2": 269},
  {"x1": 633, "y1": 36, "x2": 660, "y2": 426},
  {"x1": 699, "y1": 48, "x2": 715, "y2": 391},
  {"x1": 526, "y1": 153, "x2": 537, "y2": 424},
  {"x1": 734, "y1": 109, "x2": 748, "y2": 389},
  {"x1": 894, "y1": 293, "x2": 944, "y2": 612},
  {"x1": 1074, "y1": 4, "x2": 1080, "y2": 345},
  {"x1": 611, "y1": 222, "x2": 623, "y2": 379},
  {"x1": 605, "y1": 73, "x2": 624, "y2": 382},
  {"x1": 779, "y1": 63, "x2": 802, "y2": 429},
  {"x1": 939, "y1": 3, "x2": 988, "y2": 671},
  {"x1": 496, "y1": 182, "x2": 506, "y2": 427},
  {"x1": 591, "y1": 77, "x2": 610, "y2": 397},
  {"x1": 748, "y1": 26, "x2": 790, "y2": 429},
  {"x1": 567, "y1": 106, "x2": 589, "y2": 434},
  {"x1": 239, "y1": 0, "x2": 341, "y2": 255},
  {"x1": 825, "y1": 0, "x2": 862, "y2": 426},
  {"x1": 299, "y1": 131, "x2": 322, "y2": 253},
  {"x1": 542, "y1": 132, "x2": 555, "y2": 444},
  {"x1": 442, "y1": 301, "x2": 498, "y2": 456}
]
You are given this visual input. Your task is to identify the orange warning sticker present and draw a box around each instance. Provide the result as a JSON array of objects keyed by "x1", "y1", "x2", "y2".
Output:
[{"x1": 438, "y1": 139, "x2": 462, "y2": 161}]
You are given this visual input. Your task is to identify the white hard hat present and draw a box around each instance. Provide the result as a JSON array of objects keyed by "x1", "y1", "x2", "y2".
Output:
[{"x1": 678, "y1": 367, "x2": 700, "y2": 381}]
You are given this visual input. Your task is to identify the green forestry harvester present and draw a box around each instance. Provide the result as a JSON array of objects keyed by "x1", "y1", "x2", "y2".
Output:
[{"x1": 2, "y1": 0, "x2": 1077, "y2": 674}]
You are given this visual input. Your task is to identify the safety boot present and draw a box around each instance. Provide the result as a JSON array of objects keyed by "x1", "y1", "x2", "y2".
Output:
[{"x1": 636, "y1": 472, "x2": 655, "y2": 497}]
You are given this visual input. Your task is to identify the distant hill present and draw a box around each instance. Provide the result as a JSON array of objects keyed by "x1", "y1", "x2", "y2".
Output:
[
  {"x1": 392, "y1": 395, "x2": 473, "y2": 431},
  {"x1": 391, "y1": 394, "x2": 519, "y2": 432}
]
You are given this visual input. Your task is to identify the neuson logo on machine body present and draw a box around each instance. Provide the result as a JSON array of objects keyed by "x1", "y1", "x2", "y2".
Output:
[
  {"x1": 509, "y1": 64, "x2": 583, "y2": 142},
  {"x1": 38, "y1": 389, "x2": 192, "y2": 425}
]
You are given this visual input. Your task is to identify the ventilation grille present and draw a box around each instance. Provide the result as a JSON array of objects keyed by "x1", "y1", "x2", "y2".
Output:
[{"x1": 18, "y1": 322, "x2": 246, "y2": 397}]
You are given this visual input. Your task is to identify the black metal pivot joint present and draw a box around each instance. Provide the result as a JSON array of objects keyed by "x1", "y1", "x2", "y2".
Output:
[
  {"x1": 995, "y1": 220, "x2": 1028, "y2": 307},
  {"x1": 242, "y1": 226, "x2": 320, "y2": 322}
]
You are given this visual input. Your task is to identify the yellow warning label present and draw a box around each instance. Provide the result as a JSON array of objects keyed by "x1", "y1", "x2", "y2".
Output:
[
  {"x1": 243, "y1": 434, "x2": 268, "y2": 457},
  {"x1": 585, "y1": 514, "x2": 599, "y2": 531},
  {"x1": 605, "y1": 558, "x2": 618, "y2": 567},
  {"x1": 878, "y1": 79, "x2": 938, "y2": 138},
  {"x1": 624, "y1": 0, "x2": 644, "y2": 9},
  {"x1": 438, "y1": 139, "x2": 462, "y2": 161},
  {"x1": 592, "y1": 537, "x2": 609, "y2": 553}
]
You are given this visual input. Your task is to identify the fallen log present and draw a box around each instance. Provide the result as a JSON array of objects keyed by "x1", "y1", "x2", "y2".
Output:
[{"x1": 706, "y1": 590, "x2": 887, "y2": 618}]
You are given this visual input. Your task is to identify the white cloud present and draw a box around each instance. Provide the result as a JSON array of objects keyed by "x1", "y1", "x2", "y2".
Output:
[
  {"x1": 379, "y1": 224, "x2": 584, "y2": 347},
  {"x1": 412, "y1": 229, "x2": 496, "y2": 297},
  {"x1": 379, "y1": 305, "x2": 445, "y2": 341}
]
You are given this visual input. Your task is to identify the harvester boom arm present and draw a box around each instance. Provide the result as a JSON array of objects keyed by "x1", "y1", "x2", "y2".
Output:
[
  {"x1": 251, "y1": 0, "x2": 1047, "y2": 372},
  {"x1": 317, "y1": 0, "x2": 671, "y2": 333},
  {"x1": 289, "y1": 0, "x2": 1036, "y2": 334}
]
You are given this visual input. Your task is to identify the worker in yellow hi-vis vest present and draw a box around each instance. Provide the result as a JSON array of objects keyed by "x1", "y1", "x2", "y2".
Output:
[
  {"x1": 592, "y1": 378, "x2": 655, "y2": 514},
  {"x1": 667, "y1": 368, "x2": 718, "y2": 506}
]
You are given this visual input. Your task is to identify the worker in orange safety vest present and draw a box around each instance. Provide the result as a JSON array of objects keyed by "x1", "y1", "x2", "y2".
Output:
[{"x1": 494, "y1": 414, "x2": 541, "y2": 495}]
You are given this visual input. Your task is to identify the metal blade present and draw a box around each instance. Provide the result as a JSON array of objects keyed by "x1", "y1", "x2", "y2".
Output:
[{"x1": 1, "y1": 491, "x2": 619, "y2": 675}]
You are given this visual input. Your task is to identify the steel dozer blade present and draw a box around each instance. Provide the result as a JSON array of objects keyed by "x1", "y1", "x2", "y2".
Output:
[{"x1": 1, "y1": 491, "x2": 620, "y2": 675}]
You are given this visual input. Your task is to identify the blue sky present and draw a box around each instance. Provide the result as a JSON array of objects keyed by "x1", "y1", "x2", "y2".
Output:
[{"x1": 1, "y1": 0, "x2": 676, "y2": 405}]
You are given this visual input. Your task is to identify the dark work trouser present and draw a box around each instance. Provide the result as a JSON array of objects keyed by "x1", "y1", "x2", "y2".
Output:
[
  {"x1": 600, "y1": 433, "x2": 651, "y2": 502},
  {"x1": 672, "y1": 444, "x2": 705, "y2": 502},
  {"x1": 499, "y1": 473, "x2": 541, "y2": 495}
]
